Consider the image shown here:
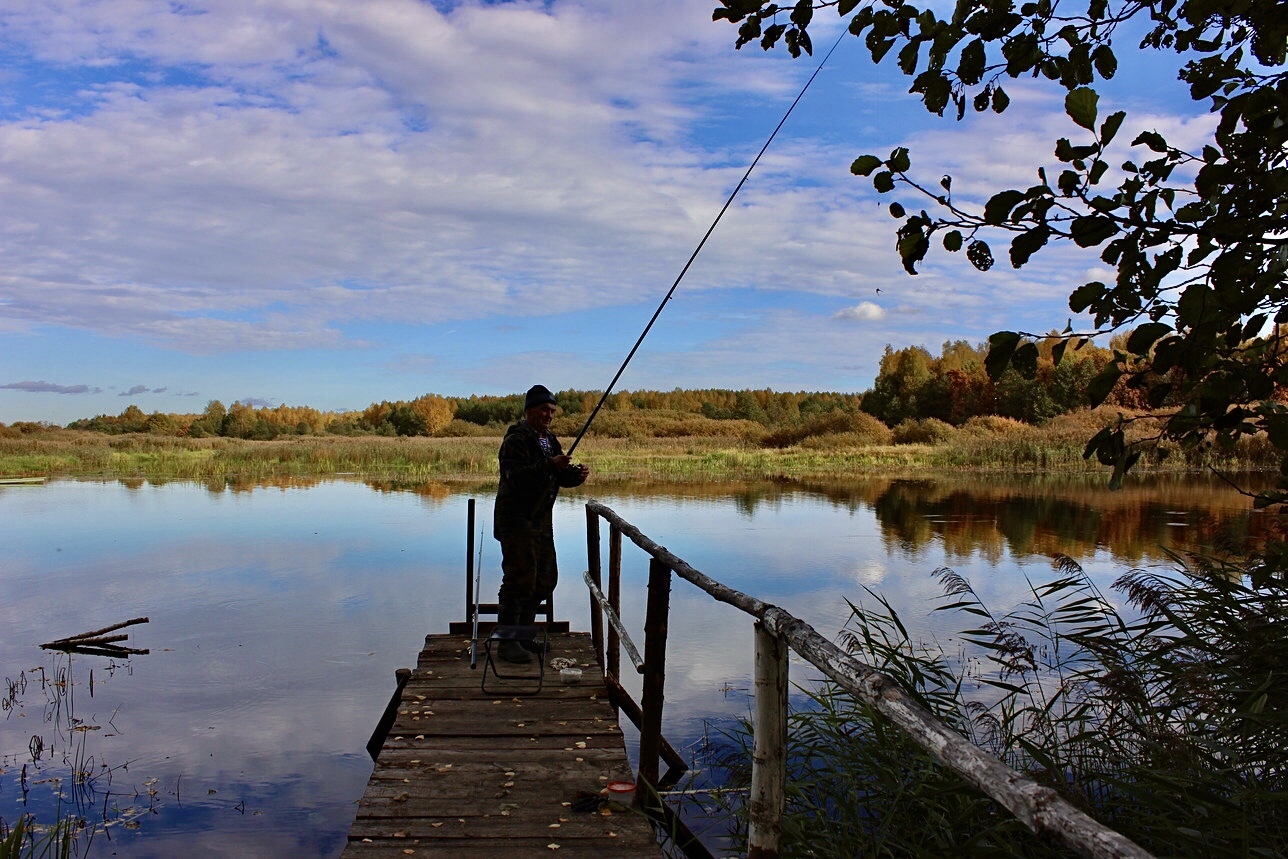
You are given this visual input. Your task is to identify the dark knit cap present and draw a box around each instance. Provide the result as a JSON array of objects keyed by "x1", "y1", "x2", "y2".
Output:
[{"x1": 524, "y1": 384, "x2": 558, "y2": 410}]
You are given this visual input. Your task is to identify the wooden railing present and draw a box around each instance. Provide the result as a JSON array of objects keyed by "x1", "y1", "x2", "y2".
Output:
[{"x1": 583, "y1": 500, "x2": 1154, "y2": 859}]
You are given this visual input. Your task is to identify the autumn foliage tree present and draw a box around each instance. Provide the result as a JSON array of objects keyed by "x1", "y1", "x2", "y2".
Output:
[
  {"x1": 862, "y1": 338, "x2": 1114, "y2": 426},
  {"x1": 714, "y1": 0, "x2": 1288, "y2": 498}
]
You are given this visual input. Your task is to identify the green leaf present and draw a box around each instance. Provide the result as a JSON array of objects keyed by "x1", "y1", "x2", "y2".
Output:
[
  {"x1": 957, "y1": 39, "x2": 985, "y2": 85},
  {"x1": 1069, "y1": 215, "x2": 1118, "y2": 247},
  {"x1": 1013, "y1": 341, "x2": 1039, "y2": 378},
  {"x1": 761, "y1": 22, "x2": 786, "y2": 49},
  {"x1": 898, "y1": 39, "x2": 920, "y2": 75},
  {"x1": 1092, "y1": 44, "x2": 1118, "y2": 78},
  {"x1": 889, "y1": 201, "x2": 906, "y2": 218},
  {"x1": 914, "y1": 71, "x2": 953, "y2": 114},
  {"x1": 1009, "y1": 225, "x2": 1050, "y2": 267},
  {"x1": 870, "y1": 36, "x2": 897, "y2": 63},
  {"x1": 943, "y1": 229, "x2": 963, "y2": 252},
  {"x1": 1065, "y1": 87, "x2": 1099, "y2": 130},
  {"x1": 790, "y1": 0, "x2": 813, "y2": 29},
  {"x1": 991, "y1": 86, "x2": 1010, "y2": 113},
  {"x1": 985, "y1": 331, "x2": 1021, "y2": 381},
  {"x1": 1099, "y1": 110, "x2": 1125, "y2": 146},
  {"x1": 1126, "y1": 322, "x2": 1171, "y2": 354},
  {"x1": 983, "y1": 189, "x2": 1025, "y2": 225},
  {"x1": 851, "y1": 154, "x2": 883, "y2": 176},
  {"x1": 1086, "y1": 364, "x2": 1122, "y2": 406},
  {"x1": 897, "y1": 229, "x2": 930, "y2": 275},
  {"x1": 873, "y1": 171, "x2": 895, "y2": 193},
  {"x1": 1109, "y1": 450, "x2": 1140, "y2": 490},
  {"x1": 966, "y1": 239, "x2": 994, "y2": 271},
  {"x1": 888, "y1": 147, "x2": 911, "y2": 173},
  {"x1": 1055, "y1": 138, "x2": 1099, "y2": 162},
  {"x1": 838, "y1": 0, "x2": 860, "y2": 14},
  {"x1": 1083, "y1": 426, "x2": 1113, "y2": 461},
  {"x1": 1132, "y1": 130, "x2": 1168, "y2": 152},
  {"x1": 1057, "y1": 168, "x2": 1080, "y2": 195},
  {"x1": 1068, "y1": 281, "x2": 1107, "y2": 313}
]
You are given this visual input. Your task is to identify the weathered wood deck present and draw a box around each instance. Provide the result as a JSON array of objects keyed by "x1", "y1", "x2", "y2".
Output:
[{"x1": 342, "y1": 630, "x2": 663, "y2": 858}]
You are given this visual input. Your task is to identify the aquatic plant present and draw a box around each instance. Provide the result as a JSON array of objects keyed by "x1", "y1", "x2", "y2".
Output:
[{"x1": 708, "y1": 554, "x2": 1288, "y2": 857}]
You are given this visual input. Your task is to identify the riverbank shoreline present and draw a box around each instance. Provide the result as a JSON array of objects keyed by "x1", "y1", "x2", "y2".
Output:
[{"x1": 0, "y1": 427, "x2": 1276, "y2": 483}]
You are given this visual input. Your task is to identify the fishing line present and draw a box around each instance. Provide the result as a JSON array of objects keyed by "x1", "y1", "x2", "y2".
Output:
[{"x1": 566, "y1": 27, "x2": 847, "y2": 456}]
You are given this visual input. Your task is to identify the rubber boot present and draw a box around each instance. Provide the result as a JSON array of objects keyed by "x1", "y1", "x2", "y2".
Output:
[
  {"x1": 496, "y1": 606, "x2": 533, "y2": 664},
  {"x1": 518, "y1": 602, "x2": 549, "y2": 656}
]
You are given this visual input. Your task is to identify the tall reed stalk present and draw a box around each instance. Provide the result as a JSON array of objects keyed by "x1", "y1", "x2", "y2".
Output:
[{"x1": 704, "y1": 555, "x2": 1288, "y2": 857}]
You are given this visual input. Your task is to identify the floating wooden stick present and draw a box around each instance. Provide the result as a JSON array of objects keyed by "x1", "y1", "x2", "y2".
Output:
[
  {"x1": 50, "y1": 643, "x2": 150, "y2": 657},
  {"x1": 55, "y1": 617, "x2": 149, "y2": 642},
  {"x1": 41, "y1": 617, "x2": 150, "y2": 655}
]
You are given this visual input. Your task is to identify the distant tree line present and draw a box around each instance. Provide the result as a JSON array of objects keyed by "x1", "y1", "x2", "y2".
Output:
[
  {"x1": 860, "y1": 334, "x2": 1156, "y2": 427},
  {"x1": 10, "y1": 328, "x2": 1228, "y2": 442}
]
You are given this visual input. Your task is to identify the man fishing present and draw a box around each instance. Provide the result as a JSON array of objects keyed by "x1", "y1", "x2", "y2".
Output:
[{"x1": 493, "y1": 384, "x2": 590, "y2": 664}]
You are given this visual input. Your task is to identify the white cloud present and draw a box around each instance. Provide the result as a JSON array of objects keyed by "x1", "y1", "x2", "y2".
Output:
[
  {"x1": 834, "y1": 301, "x2": 886, "y2": 322},
  {"x1": 0, "y1": 0, "x2": 1222, "y2": 422}
]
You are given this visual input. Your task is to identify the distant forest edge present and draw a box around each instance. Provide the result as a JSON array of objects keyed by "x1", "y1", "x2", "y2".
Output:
[{"x1": 1, "y1": 336, "x2": 1279, "y2": 468}]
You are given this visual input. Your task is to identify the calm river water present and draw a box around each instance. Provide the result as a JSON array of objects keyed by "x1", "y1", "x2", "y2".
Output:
[{"x1": 0, "y1": 473, "x2": 1275, "y2": 857}]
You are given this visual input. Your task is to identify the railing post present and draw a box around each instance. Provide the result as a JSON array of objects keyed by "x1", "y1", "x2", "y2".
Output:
[
  {"x1": 586, "y1": 507, "x2": 604, "y2": 668},
  {"x1": 608, "y1": 523, "x2": 623, "y2": 683},
  {"x1": 749, "y1": 622, "x2": 788, "y2": 859},
  {"x1": 636, "y1": 557, "x2": 671, "y2": 800}
]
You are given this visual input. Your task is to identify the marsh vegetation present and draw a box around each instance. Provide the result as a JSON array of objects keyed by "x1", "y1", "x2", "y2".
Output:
[{"x1": 0, "y1": 403, "x2": 1277, "y2": 484}]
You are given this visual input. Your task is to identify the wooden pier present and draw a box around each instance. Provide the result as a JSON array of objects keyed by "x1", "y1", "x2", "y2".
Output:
[{"x1": 343, "y1": 629, "x2": 663, "y2": 858}]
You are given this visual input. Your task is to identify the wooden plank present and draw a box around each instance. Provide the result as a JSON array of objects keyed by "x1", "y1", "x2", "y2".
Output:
[{"x1": 343, "y1": 631, "x2": 662, "y2": 858}]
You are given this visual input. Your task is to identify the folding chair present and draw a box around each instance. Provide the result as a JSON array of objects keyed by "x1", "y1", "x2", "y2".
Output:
[{"x1": 480, "y1": 622, "x2": 549, "y2": 695}]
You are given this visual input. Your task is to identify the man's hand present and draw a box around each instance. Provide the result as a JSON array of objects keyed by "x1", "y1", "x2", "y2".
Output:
[{"x1": 553, "y1": 454, "x2": 589, "y2": 481}]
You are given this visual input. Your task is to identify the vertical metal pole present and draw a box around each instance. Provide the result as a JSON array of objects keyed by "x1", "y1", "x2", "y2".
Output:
[
  {"x1": 636, "y1": 557, "x2": 671, "y2": 802},
  {"x1": 465, "y1": 498, "x2": 476, "y2": 622},
  {"x1": 608, "y1": 524, "x2": 623, "y2": 683},
  {"x1": 749, "y1": 622, "x2": 788, "y2": 859},
  {"x1": 586, "y1": 506, "x2": 604, "y2": 668}
]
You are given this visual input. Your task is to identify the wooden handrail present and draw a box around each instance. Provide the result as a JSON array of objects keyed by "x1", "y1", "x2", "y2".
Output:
[
  {"x1": 584, "y1": 500, "x2": 1153, "y2": 859},
  {"x1": 582, "y1": 570, "x2": 644, "y2": 672}
]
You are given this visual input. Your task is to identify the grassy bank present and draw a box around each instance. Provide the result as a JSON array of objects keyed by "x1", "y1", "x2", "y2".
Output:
[{"x1": 0, "y1": 417, "x2": 1276, "y2": 483}]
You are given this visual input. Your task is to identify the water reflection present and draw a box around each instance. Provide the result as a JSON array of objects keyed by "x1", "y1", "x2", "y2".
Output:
[{"x1": 0, "y1": 473, "x2": 1274, "y2": 857}]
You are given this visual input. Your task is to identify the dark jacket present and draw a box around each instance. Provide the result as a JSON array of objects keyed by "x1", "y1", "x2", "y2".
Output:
[{"x1": 493, "y1": 420, "x2": 585, "y2": 537}]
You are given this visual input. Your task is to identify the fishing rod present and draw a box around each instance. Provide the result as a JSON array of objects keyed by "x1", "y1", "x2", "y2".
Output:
[
  {"x1": 469, "y1": 518, "x2": 484, "y2": 669},
  {"x1": 565, "y1": 28, "x2": 847, "y2": 457}
]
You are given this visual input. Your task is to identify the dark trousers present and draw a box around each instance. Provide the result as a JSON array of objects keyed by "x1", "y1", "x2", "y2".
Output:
[{"x1": 497, "y1": 521, "x2": 558, "y2": 612}]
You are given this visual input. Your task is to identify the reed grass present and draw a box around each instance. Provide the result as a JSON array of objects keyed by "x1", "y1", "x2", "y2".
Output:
[
  {"x1": 703, "y1": 555, "x2": 1288, "y2": 857},
  {"x1": 0, "y1": 414, "x2": 1276, "y2": 483}
]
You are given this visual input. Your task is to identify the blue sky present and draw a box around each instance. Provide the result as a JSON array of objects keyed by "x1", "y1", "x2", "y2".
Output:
[{"x1": 0, "y1": 0, "x2": 1207, "y2": 424}]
